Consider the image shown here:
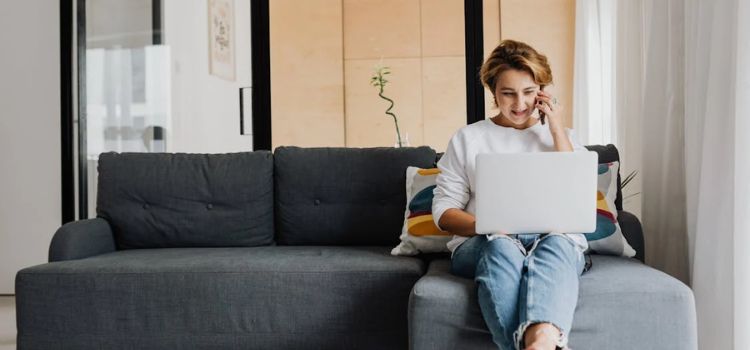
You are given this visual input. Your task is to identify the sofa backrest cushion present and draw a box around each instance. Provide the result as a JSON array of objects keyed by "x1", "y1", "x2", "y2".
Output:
[
  {"x1": 274, "y1": 146, "x2": 437, "y2": 245},
  {"x1": 97, "y1": 152, "x2": 274, "y2": 249},
  {"x1": 584, "y1": 144, "x2": 623, "y2": 210}
]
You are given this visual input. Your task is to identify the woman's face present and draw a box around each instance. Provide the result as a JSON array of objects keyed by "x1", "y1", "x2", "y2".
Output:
[{"x1": 493, "y1": 69, "x2": 540, "y2": 127}]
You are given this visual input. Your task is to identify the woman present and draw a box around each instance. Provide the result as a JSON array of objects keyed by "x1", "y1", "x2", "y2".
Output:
[{"x1": 432, "y1": 39, "x2": 587, "y2": 350}]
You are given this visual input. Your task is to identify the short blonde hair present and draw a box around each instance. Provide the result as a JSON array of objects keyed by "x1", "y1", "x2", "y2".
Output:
[{"x1": 480, "y1": 40, "x2": 553, "y2": 98}]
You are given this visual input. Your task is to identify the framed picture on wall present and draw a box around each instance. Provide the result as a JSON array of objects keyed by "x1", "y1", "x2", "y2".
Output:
[{"x1": 208, "y1": 0, "x2": 235, "y2": 81}]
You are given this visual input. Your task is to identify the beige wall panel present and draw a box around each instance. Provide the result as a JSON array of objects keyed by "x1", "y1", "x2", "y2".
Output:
[
  {"x1": 483, "y1": 0, "x2": 501, "y2": 119},
  {"x1": 421, "y1": 0, "x2": 464, "y2": 57},
  {"x1": 422, "y1": 56, "x2": 466, "y2": 152},
  {"x1": 345, "y1": 58, "x2": 423, "y2": 147},
  {"x1": 500, "y1": 0, "x2": 576, "y2": 127},
  {"x1": 344, "y1": 0, "x2": 421, "y2": 59},
  {"x1": 270, "y1": 0, "x2": 345, "y2": 148},
  {"x1": 483, "y1": 0, "x2": 502, "y2": 55}
]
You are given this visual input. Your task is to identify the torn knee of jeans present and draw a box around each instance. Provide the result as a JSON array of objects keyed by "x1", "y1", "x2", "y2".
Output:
[
  {"x1": 544, "y1": 232, "x2": 577, "y2": 245},
  {"x1": 487, "y1": 234, "x2": 527, "y2": 255},
  {"x1": 541, "y1": 233, "x2": 582, "y2": 254},
  {"x1": 512, "y1": 320, "x2": 569, "y2": 350}
]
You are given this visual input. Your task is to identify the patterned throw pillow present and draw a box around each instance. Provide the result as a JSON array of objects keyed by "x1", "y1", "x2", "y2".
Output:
[
  {"x1": 391, "y1": 167, "x2": 452, "y2": 256},
  {"x1": 585, "y1": 161, "x2": 636, "y2": 257},
  {"x1": 391, "y1": 163, "x2": 637, "y2": 257}
]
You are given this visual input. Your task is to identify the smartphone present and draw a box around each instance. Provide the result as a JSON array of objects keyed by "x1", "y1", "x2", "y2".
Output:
[
  {"x1": 539, "y1": 109, "x2": 546, "y2": 125},
  {"x1": 537, "y1": 87, "x2": 546, "y2": 125}
]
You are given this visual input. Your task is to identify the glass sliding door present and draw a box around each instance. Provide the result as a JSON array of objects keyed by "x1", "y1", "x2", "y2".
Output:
[
  {"x1": 68, "y1": 0, "x2": 257, "y2": 220},
  {"x1": 78, "y1": 0, "x2": 168, "y2": 218}
]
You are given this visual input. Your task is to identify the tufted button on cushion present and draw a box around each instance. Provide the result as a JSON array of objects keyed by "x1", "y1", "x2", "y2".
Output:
[
  {"x1": 206, "y1": 203, "x2": 213, "y2": 210},
  {"x1": 142, "y1": 203, "x2": 150, "y2": 210},
  {"x1": 314, "y1": 199, "x2": 321, "y2": 206}
]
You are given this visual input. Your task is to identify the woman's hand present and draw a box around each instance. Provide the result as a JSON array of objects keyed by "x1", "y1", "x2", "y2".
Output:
[
  {"x1": 535, "y1": 90, "x2": 565, "y2": 133},
  {"x1": 536, "y1": 90, "x2": 573, "y2": 152}
]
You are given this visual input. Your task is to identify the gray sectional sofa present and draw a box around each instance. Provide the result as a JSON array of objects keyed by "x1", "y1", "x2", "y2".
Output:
[{"x1": 15, "y1": 146, "x2": 697, "y2": 349}]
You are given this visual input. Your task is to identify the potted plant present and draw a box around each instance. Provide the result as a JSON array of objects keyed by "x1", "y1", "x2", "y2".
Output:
[{"x1": 371, "y1": 65, "x2": 406, "y2": 147}]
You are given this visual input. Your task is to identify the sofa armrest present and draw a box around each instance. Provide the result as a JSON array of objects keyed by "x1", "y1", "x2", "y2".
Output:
[
  {"x1": 618, "y1": 210, "x2": 645, "y2": 262},
  {"x1": 48, "y1": 218, "x2": 117, "y2": 262}
]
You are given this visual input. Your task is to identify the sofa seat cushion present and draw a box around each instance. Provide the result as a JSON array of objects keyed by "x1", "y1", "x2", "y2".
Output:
[
  {"x1": 16, "y1": 246, "x2": 425, "y2": 349},
  {"x1": 408, "y1": 256, "x2": 696, "y2": 350}
]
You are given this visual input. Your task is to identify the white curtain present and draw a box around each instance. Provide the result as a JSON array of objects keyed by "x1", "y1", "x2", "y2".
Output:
[
  {"x1": 573, "y1": 0, "x2": 644, "y2": 218},
  {"x1": 639, "y1": 0, "x2": 691, "y2": 284},
  {"x1": 684, "y1": 0, "x2": 750, "y2": 348},
  {"x1": 734, "y1": 0, "x2": 750, "y2": 344},
  {"x1": 576, "y1": 0, "x2": 750, "y2": 347},
  {"x1": 612, "y1": 0, "x2": 646, "y2": 219},
  {"x1": 734, "y1": 1, "x2": 750, "y2": 345},
  {"x1": 572, "y1": 0, "x2": 617, "y2": 147}
]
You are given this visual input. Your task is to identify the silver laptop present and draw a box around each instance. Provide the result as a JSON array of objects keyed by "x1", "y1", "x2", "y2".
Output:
[{"x1": 474, "y1": 152, "x2": 598, "y2": 235}]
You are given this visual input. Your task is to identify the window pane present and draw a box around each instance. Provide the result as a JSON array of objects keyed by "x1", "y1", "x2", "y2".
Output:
[
  {"x1": 84, "y1": 0, "x2": 169, "y2": 217},
  {"x1": 79, "y1": 0, "x2": 256, "y2": 218}
]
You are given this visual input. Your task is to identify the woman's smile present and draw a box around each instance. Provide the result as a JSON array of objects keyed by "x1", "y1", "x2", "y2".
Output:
[{"x1": 510, "y1": 108, "x2": 530, "y2": 120}]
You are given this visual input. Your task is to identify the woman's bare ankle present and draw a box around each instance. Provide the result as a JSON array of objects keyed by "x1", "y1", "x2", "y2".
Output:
[{"x1": 523, "y1": 323, "x2": 561, "y2": 350}]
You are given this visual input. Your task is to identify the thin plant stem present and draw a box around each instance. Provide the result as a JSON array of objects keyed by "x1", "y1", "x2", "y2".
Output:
[
  {"x1": 377, "y1": 86, "x2": 402, "y2": 147},
  {"x1": 372, "y1": 66, "x2": 403, "y2": 147},
  {"x1": 622, "y1": 170, "x2": 638, "y2": 189},
  {"x1": 623, "y1": 192, "x2": 641, "y2": 200}
]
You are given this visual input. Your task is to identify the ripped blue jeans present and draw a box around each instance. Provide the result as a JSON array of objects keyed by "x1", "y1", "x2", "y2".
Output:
[{"x1": 451, "y1": 234, "x2": 585, "y2": 350}]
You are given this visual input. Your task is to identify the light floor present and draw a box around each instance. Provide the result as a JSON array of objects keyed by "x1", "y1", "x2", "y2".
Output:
[{"x1": 0, "y1": 297, "x2": 15, "y2": 350}]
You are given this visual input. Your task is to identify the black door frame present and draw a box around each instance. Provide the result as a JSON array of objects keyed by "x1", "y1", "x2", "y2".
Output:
[
  {"x1": 59, "y1": 0, "x2": 165, "y2": 223},
  {"x1": 250, "y1": 0, "x2": 272, "y2": 151},
  {"x1": 76, "y1": 0, "x2": 88, "y2": 221},
  {"x1": 465, "y1": 0, "x2": 486, "y2": 124},
  {"x1": 60, "y1": 0, "x2": 486, "y2": 223},
  {"x1": 60, "y1": 0, "x2": 74, "y2": 224}
]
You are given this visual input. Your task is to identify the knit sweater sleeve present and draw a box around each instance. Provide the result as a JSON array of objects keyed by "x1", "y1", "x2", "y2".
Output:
[{"x1": 432, "y1": 133, "x2": 471, "y2": 231}]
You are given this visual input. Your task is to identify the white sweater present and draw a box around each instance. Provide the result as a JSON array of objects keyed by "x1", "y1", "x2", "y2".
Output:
[{"x1": 432, "y1": 118, "x2": 589, "y2": 253}]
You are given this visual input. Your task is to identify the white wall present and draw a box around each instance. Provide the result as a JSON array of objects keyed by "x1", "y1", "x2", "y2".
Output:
[
  {"x1": 0, "y1": 1, "x2": 62, "y2": 293},
  {"x1": 164, "y1": 0, "x2": 253, "y2": 153}
]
